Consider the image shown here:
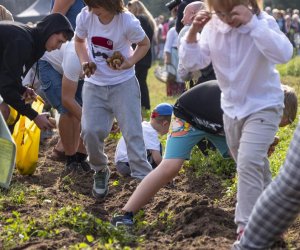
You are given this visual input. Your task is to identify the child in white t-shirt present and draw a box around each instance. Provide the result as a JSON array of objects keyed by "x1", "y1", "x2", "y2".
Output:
[
  {"x1": 115, "y1": 103, "x2": 173, "y2": 177},
  {"x1": 74, "y1": 0, "x2": 151, "y2": 199}
]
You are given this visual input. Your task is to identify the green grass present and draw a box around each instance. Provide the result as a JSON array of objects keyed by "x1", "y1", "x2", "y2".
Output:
[
  {"x1": 147, "y1": 63, "x2": 177, "y2": 108},
  {"x1": 148, "y1": 56, "x2": 300, "y2": 195},
  {"x1": 0, "y1": 58, "x2": 299, "y2": 249},
  {"x1": 277, "y1": 56, "x2": 300, "y2": 77},
  {"x1": 0, "y1": 204, "x2": 136, "y2": 249}
]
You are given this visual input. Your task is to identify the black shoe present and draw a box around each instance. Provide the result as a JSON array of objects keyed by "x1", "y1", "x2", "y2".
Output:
[
  {"x1": 65, "y1": 161, "x2": 79, "y2": 173},
  {"x1": 111, "y1": 212, "x2": 134, "y2": 227},
  {"x1": 78, "y1": 160, "x2": 91, "y2": 172}
]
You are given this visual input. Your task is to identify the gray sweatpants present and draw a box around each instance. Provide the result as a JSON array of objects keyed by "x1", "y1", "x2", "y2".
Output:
[
  {"x1": 223, "y1": 106, "x2": 282, "y2": 233},
  {"x1": 81, "y1": 77, "x2": 152, "y2": 179}
]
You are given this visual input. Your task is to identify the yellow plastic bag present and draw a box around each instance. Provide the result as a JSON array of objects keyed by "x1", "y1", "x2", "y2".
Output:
[
  {"x1": 6, "y1": 106, "x2": 18, "y2": 126},
  {"x1": 12, "y1": 96, "x2": 44, "y2": 175}
]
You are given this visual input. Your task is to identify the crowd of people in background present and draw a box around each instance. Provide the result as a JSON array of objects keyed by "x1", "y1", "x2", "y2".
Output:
[
  {"x1": 0, "y1": 1, "x2": 300, "y2": 249},
  {"x1": 155, "y1": 5, "x2": 300, "y2": 60},
  {"x1": 265, "y1": 6, "x2": 300, "y2": 50}
]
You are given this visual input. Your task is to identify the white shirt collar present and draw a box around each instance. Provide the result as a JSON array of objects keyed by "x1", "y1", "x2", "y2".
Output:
[{"x1": 211, "y1": 16, "x2": 252, "y2": 34}]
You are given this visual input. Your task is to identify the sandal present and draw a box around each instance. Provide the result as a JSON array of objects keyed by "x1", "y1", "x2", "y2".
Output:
[{"x1": 48, "y1": 147, "x2": 66, "y2": 162}]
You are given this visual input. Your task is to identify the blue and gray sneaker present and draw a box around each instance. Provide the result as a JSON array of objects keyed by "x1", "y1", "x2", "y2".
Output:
[
  {"x1": 92, "y1": 168, "x2": 111, "y2": 198},
  {"x1": 111, "y1": 212, "x2": 134, "y2": 227}
]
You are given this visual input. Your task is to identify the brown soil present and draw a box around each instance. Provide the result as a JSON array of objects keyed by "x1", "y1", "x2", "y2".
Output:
[{"x1": 3, "y1": 132, "x2": 300, "y2": 250}]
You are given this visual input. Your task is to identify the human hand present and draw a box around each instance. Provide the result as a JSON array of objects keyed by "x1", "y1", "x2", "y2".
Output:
[
  {"x1": 33, "y1": 113, "x2": 56, "y2": 130},
  {"x1": 22, "y1": 87, "x2": 37, "y2": 104},
  {"x1": 48, "y1": 117, "x2": 57, "y2": 128},
  {"x1": 106, "y1": 51, "x2": 126, "y2": 70},
  {"x1": 115, "y1": 59, "x2": 133, "y2": 70},
  {"x1": 82, "y1": 62, "x2": 97, "y2": 77},
  {"x1": 190, "y1": 10, "x2": 212, "y2": 34},
  {"x1": 230, "y1": 5, "x2": 253, "y2": 27}
]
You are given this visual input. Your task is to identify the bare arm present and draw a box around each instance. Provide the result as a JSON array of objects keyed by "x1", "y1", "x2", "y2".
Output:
[
  {"x1": 150, "y1": 150, "x2": 163, "y2": 166},
  {"x1": 164, "y1": 52, "x2": 171, "y2": 65},
  {"x1": 186, "y1": 11, "x2": 211, "y2": 43},
  {"x1": 117, "y1": 35, "x2": 150, "y2": 70},
  {"x1": 74, "y1": 35, "x2": 89, "y2": 64},
  {"x1": 75, "y1": 35, "x2": 97, "y2": 77},
  {"x1": 61, "y1": 75, "x2": 82, "y2": 121},
  {"x1": 51, "y1": 0, "x2": 75, "y2": 14}
]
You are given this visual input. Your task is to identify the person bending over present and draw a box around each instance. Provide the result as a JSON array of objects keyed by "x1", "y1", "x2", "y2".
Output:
[{"x1": 111, "y1": 80, "x2": 297, "y2": 227}]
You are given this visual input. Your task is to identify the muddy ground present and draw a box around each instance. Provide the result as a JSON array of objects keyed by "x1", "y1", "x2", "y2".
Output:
[{"x1": 2, "y1": 131, "x2": 300, "y2": 250}]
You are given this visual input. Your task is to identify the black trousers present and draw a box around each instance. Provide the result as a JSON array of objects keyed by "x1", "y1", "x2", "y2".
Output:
[{"x1": 135, "y1": 65, "x2": 150, "y2": 110}]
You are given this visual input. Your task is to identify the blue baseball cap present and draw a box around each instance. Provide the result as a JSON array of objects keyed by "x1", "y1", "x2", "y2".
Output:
[{"x1": 151, "y1": 103, "x2": 173, "y2": 118}]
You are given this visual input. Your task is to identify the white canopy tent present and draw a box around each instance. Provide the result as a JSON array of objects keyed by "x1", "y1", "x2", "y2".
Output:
[{"x1": 14, "y1": 0, "x2": 51, "y2": 24}]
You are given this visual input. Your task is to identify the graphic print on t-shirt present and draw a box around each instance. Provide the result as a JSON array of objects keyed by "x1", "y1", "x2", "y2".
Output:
[{"x1": 91, "y1": 36, "x2": 113, "y2": 61}]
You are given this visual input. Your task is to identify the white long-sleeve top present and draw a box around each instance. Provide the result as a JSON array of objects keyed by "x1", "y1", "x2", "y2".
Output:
[
  {"x1": 179, "y1": 11, "x2": 293, "y2": 119},
  {"x1": 164, "y1": 27, "x2": 178, "y2": 53}
]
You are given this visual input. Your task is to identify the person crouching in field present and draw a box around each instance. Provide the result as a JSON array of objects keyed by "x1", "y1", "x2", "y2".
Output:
[
  {"x1": 111, "y1": 80, "x2": 297, "y2": 227},
  {"x1": 115, "y1": 103, "x2": 173, "y2": 177},
  {"x1": 0, "y1": 13, "x2": 74, "y2": 131}
]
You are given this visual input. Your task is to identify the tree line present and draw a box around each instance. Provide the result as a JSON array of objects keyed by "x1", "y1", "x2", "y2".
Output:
[
  {"x1": 265, "y1": 0, "x2": 300, "y2": 10},
  {"x1": 128, "y1": 0, "x2": 300, "y2": 19}
]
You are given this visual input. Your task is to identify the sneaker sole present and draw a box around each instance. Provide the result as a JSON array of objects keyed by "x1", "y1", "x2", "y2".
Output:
[
  {"x1": 92, "y1": 170, "x2": 111, "y2": 199},
  {"x1": 92, "y1": 186, "x2": 109, "y2": 199}
]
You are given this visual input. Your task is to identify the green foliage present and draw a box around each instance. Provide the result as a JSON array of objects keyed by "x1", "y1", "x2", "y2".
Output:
[
  {"x1": 188, "y1": 146, "x2": 236, "y2": 179},
  {"x1": 265, "y1": 0, "x2": 300, "y2": 10},
  {"x1": 142, "y1": 107, "x2": 151, "y2": 120},
  {"x1": 0, "y1": 206, "x2": 137, "y2": 249},
  {"x1": 225, "y1": 175, "x2": 238, "y2": 197},
  {"x1": 134, "y1": 209, "x2": 174, "y2": 233},
  {"x1": 0, "y1": 182, "x2": 28, "y2": 208},
  {"x1": 277, "y1": 56, "x2": 300, "y2": 77},
  {"x1": 156, "y1": 210, "x2": 175, "y2": 231},
  {"x1": 112, "y1": 180, "x2": 120, "y2": 187},
  {"x1": 270, "y1": 117, "x2": 299, "y2": 176},
  {"x1": 134, "y1": 210, "x2": 148, "y2": 230},
  {"x1": 1, "y1": 210, "x2": 47, "y2": 248},
  {"x1": 186, "y1": 146, "x2": 237, "y2": 197},
  {"x1": 107, "y1": 131, "x2": 122, "y2": 141},
  {"x1": 148, "y1": 62, "x2": 177, "y2": 108}
]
